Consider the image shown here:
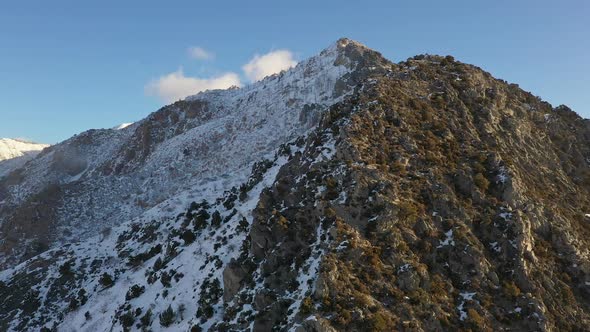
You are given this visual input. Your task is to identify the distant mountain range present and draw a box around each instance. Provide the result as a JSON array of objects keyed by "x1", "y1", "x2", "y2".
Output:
[{"x1": 0, "y1": 138, "x2": 49, "y2": 178}]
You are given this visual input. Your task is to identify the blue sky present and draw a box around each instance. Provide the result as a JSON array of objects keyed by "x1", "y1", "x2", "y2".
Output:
[{"x1": 1, "y1": 1, "x2": 588, "y2": 144}]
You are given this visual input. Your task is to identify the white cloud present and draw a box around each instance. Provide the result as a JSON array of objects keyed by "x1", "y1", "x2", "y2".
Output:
[
  {"x1": 188, "y1": 46, "x2": 214, "y2": 60},
  {"x1": 242, "y1": 49, "x2": 297, "y2": 82},
  {"x1": 145, "y1": 69, "x2": 240, "y2": 103}
]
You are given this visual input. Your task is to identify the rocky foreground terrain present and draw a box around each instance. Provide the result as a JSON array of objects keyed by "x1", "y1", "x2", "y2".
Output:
[{"x1": 0, "y1": 39, "x2": 589, "y2": 331}]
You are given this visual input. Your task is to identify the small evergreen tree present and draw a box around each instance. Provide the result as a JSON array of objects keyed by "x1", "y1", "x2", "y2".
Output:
[
  {"x1": 159, "y1": 305, "x2": 176, "y2": 327},
  {"x1": 99, "y1": 272, "x2": 114, "y2": 288},
  {"x1": 153, "y1": 257, "x2": 164, "y2": 271},
  {"x1": 140, "y1": 308, "x2": 152, "y2": 327},
  {"x1": 119, "y1": 310, "x2": 134, "y2": 330},
  {"x1": 211, "y1": 211, "x2": 222, "y2": 228},
  {"x1": 181, "y1": 230, "x2": 196, "y2": 245}
]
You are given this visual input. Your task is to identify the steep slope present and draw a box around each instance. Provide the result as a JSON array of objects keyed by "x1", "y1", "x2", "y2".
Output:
[
  {"x1": 224, "y1": 56, "x2": 590, "y2": 331},
  {"x1": 1, "y1": 40, "x2": 589, "y2": 332},
  {"x1": 0, "y1": 38, "x2": 386, "y2": 269},
  {"x1": 0, "y1": 139, "x2": 49, "y2": 178}
]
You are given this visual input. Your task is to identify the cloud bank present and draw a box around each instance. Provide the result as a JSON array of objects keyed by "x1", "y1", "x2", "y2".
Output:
[
  {"x1": 145, "y1": 69, "x2": 240, "y2": 103},
  {"x1": 242, "y1": 50, "x2": 297, "y2": 82}
]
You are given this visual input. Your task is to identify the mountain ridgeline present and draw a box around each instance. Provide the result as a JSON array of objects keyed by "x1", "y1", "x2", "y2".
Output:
[{"x1": 0, "y1": 39, "x2": 589, "y2": 331}]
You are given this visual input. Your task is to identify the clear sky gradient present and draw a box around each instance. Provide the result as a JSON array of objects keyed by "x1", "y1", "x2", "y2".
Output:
[{"x1": 1, "y1": 1, "x2": 588, "y2": 143}]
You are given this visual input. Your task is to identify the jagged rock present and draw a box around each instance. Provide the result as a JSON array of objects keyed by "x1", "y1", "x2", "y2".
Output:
[{"x1": 222, "y1": 260, "x2": 247, "y2": 302}]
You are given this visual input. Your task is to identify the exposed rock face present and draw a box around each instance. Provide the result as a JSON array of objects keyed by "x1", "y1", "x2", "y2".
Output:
[
  {"x1": 0, "y1": 40, "x2": 589, "y2": 331},
  {"x1": 220, "y1": 54, "x2": 590, "y2": 331}
]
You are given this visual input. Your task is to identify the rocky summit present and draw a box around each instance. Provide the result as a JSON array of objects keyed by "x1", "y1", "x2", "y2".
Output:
[{"x1": 0, "y1": 39, "x2": 589, "y2": 331}]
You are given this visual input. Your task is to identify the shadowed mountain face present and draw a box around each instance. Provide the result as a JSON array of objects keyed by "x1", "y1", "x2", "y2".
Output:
[{"x1": 0, "y1": 39, "x2": 589, "y2": 331}]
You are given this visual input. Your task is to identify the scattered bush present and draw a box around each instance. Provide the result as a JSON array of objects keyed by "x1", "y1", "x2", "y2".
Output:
[{"x1": 197, "y1": 278, "x2": 223, "y2": 320}]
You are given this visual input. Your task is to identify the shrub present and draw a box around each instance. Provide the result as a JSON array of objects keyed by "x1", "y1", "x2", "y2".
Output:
[
  {"x1": 181, "y1": 230, "x2": 196, "y2": 245},
  {"x1": 467, "y1": 308, "x2": 486, "y2": 329},
  {"x1": 68, "y1": 297, "x2": 79, "y2": 310},
  {"x1": 59, "y1": 260, "x2": 74, "y2": 276},
  {"x1": 140, "y1": 308, "x2": 152, "y2": 327},
  {"x1": 160, "y1": 271, "x2": 172, "y2": 288},
  {"x1": 390, "y1": 161, "x2": 407, "y2": 176},
  {"x1": 125, "y1": 284, "x2": 145, "y2": 301},
  {"x1": 99, "y1": 272, "x2": 114, "y2": 288},
  {"x1": 193, "y1": 208, "x2": 210, "y2": 231},
  {"x1": 474, "y1": 173, "x2": 490, "y2": 191},
  {"x1": 211, "y1": 211, "x2": 222, "y2": 228},
  {"x1": 159, "y1": 305, "x2": 176, "y2": 327},
  {"x1": 369, "y1": 312, "x2": 393, "y2": 331},
  {"x1": 119, "y1": 310, "x2": 135, "y2": 330},
  {"x1": 398, "y1": 201, "x2": 419, "y2": 223},
  {"x1": 300, "y1": 296, "x2": 314, "y2": 314},
  {"x1": 440, "y1": 55, "x2": 455, "y2": 66},
  {"x1": 325, "y1": 177, "x2": 340, "y2": 200},
  {"x1": 236, "y1": 217, "x2": 249, "y2": 233},
  {"x1": 503, "y1": 281, "x2": 521, "y2": 298}
]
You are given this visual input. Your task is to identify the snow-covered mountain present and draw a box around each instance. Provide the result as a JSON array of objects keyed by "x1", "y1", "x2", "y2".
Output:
[
  {"x1": 0, "y1": 38, "x2": 384, "y2": 269},
  {"x1": 0, "y1": 138, "x2": 49, "y2": 178},
  {"x1": 1, "y1": 39, "x2": 589, "y2": 331},
  {"x1": 0, "y1": 38, "x2": 391, "y2": 331},
  {"x1": 0, "y1": 138, "x2": 48, "y2": 162}
]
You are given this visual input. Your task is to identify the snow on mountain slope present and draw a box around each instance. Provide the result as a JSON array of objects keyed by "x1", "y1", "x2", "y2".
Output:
[
  {"x1": 0, "y1": 139, "x2": 49, "y2": 178},
  {"x1": 0, "y1": 38, "x2": 388, "y2": 269},
  {"x1": 0, "y1": 139, "x2": 305, "y2": 331},
  {"x1": 0, "y1": 138, "x2": 48, "y2": 162},
  {"x1": 113, "y1": 123, "x2": 134, "y2": 130}
]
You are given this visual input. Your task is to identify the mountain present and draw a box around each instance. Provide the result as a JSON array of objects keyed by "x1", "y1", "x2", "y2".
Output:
[
  {"x1": 0, "y1": 39, "x2": 379, "y2": 269},
  {"x1": 1, "y1": 39, "x2": 589, "y2": 331},
  {"x1": 0, "y1": 138, "x2": 49, "y2": 178},
  {"x1": 0, "y1": 138, "x2": 48, "y2": 162}
]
